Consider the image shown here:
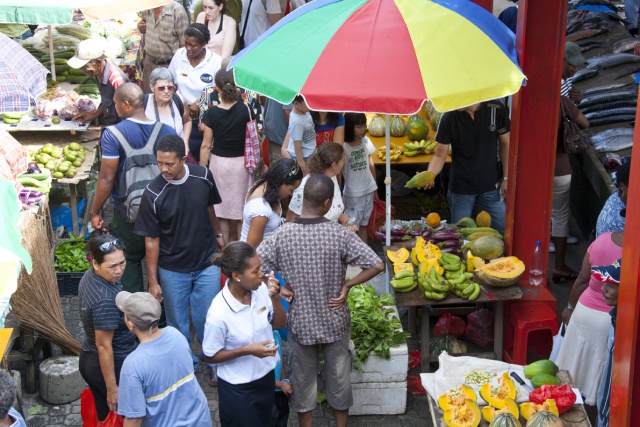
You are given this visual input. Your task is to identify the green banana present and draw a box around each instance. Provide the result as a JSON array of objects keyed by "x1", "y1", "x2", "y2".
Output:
[
  {"x1": 443, "y1": 262, "x2": 462, "y2": 272},
  {"x1": 419, "y1": 279, "x2": 434, "y2": 292},
  {"x1": 428, "y1": 278, "x2": 449, "y2": 293},
  {"x1": 393, "y1": 270, "x2": 415, "y2": 280},
  {"x1": 461, "y1": 282, "x2": 475, "y2": 297},
  {"x1": 467, "y1": 283, "x2": 480, "y2": 301},
  {"x1": 429, "y1": 267, "x2": 437, "y2": 281},
  {"x1": 425, "y1": 291, "x2": 447, "y2": 301},
  {"x1": 404, "y1": 150, "x2": 419, "y2": 157},
  {"x1": 404, "y1": 142, "x2": 417, "y2": 151},
  {"x1": 448, "y1": 274, "x2": 467, "y2": 285},
  {"x1": 442, "y1": 253, "x2": 461, "y2": 263}
]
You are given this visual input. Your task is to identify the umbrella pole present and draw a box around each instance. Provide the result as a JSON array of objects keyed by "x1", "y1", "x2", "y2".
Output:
[
  {"x1": 385, "y1": 114, "x2": 391, "y2": 294},
  {"x1": 48, "y1": 25, "x2": 56, "y2": 81}
]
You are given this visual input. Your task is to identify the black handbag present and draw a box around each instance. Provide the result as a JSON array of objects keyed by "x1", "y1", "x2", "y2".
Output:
[{"x1": 560, "y1": 98, "x2": 590, "y2": 154}]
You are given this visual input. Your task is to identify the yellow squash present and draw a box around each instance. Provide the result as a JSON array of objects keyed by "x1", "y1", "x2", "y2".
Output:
[
  {"x1": 438, "y1": 385, "x2": 477, "y2": 411},
  {"x1": 479, "y1": 372, "x2": 517, "y2": 409},
  {"x1": 443, "y1": 398, "x2": 481, "y2": 427},
  {"x1": 520, "y1": 399, "x2": 559, "y2": 420},
  {"x1": 386, "y1": 247, "x2": 410, "y2": 263},
  {"x1": 482, "y1": 398, "x2": 519, "y2": 422}
]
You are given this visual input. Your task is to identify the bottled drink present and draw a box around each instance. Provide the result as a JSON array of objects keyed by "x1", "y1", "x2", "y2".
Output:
[{"x1": 529, "y1": 240, "x2": 544, "y2": 286}]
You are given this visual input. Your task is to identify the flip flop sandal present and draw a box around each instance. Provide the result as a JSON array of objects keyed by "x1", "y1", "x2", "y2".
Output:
[{"x1": 552, "y1": 269, "x2": 578, "y2": 282}]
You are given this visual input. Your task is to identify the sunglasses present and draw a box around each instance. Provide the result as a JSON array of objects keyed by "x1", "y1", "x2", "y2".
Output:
[
  {"x1": 99, "y1": 239, "x2": 126, "y2": 253},
  {"x1": 288, "y1": 162, "x2": 300, "y2": 177},
  {"x1": 156, "y1": 85, "x2": 176, "y2": 92}
]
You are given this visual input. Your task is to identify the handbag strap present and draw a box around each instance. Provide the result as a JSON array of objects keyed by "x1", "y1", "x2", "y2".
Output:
[
  {"x1": 241, "y1": 0, "x2": 255, "y2": 39},
  {"x1": 243, "y1": 101, "x2": 253, "y2": 122}
]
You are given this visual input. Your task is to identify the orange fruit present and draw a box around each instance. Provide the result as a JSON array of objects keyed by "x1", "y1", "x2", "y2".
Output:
[{"x1": 426, "y1": 212, "x2": 441, "y2": 228}]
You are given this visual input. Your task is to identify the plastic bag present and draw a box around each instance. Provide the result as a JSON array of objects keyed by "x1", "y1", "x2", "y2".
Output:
[
  {"x1": 407, "y1": 375, "x2": 426, "y2": 395},
  {"x1": 464, "y1": 308, "x2": 494, "y2": 348},
  {"x1": 80, "y1": 388, "x2": 97, "y2": 427},
  {"x1": 433, "y1": 311, "x2": 466, "y2": 338},
  {"x1": 408, "y1": 349, "x2": 421, "y2": 370},
  {"x1": 549, "y1": 322, "x2": 566, "y2": 362},
  {"x1": 102, "y1": 412, "x2": 124, "y2": 427},
  {"x1": 367, "y1": 198, "x2": 396, "y2": 239}
]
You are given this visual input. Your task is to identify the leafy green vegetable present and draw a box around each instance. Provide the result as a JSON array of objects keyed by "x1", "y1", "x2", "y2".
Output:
[
  {"x1": 54, "y1": 234, "x2": 90, "y2": 272},
  {"x1": 348, "y1": 284, "x2": 411, "y2": 370}
]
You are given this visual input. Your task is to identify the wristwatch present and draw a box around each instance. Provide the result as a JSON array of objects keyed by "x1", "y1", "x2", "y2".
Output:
[
  {"x1": 567, "y1": 303, "x2": 574, "y2": 312},
  {"x1": 215, "y1": 233, "x2": 224, "y2": 238},
  {"x1": 502, "y1": 177, "x2": 508, "y2": 182}
]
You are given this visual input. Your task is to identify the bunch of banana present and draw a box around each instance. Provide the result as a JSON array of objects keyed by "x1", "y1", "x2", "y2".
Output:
[
  {"x1": 377, "y1": 145, "x2": 403, "y2": 162},
  {"x1": 1, "y1": 112, "x2": 24, "y2": 124},
  {"x1": 390, "y1": 270, "x2": 417, "y2": 293},
  {"x1": 439, "y1": 253, "x2": 481, "y2": 301},
  {"x1": 404, "y1": 140, "x2": 438, "y2": 156},
  {"x1": 416, "y1": 267, "x2": 449, "y2": 301}
]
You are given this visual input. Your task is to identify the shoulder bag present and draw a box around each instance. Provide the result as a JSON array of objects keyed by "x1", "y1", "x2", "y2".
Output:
[
  {"x1": 243, "y1": 102, "x2": 262, "y2": 174},
  {"x1": 561, "y1": 99, "x2": 590, "y2": 154}
]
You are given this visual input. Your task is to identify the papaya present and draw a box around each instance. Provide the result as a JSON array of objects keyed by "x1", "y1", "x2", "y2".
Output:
[
  {"x1": 459, "y1": 227, "x2": 501, "y2": 236},
  {"x1": 469, "y1": 236, "x2": 504, "y2": 260},
  {"x1": 466, "y1": 231, "x2": 503, "y2": 241},
  {"x1": 407, "y1": 120, "x2": 429, "y2": 141},
  {"x1": 456, "y1": 217, "x2": 477, "y2": 228},
  {"x1": 476, "y1": 210, "x2": 492, "y2": 228},
  {"x1": 475, "y1": 256, "x2": 524, "y2": 287},
  {"x1": 531, "y1": 374, "x2": 561, "y2": 389},
  {"x1": 523, "y1": 360, "x2": 559, "y2": 379},
  {"x1": 405, "y1": 171, "x2": 435, "y2": 188}
]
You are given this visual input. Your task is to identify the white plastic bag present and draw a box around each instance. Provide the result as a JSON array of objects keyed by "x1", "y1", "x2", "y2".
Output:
[{"x1": 549, "y1": 322, "x2": 566, "y2": 362}]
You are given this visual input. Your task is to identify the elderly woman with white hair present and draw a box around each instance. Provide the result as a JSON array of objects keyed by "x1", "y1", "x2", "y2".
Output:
[
  {"x1": 0, "y1": 369, "x2": 27, "y2": 427},
  {"x1": 145, "y1": 67, "x2": 192, "y2": 154}
]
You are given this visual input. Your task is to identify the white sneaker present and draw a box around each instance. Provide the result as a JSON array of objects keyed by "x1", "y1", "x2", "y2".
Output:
[
  {"x1": 549, "y1": 242, "x2": 555, "y2": 253},
  {"x1": 567, "y1": 235, "x2": 578, "y2": 244}
]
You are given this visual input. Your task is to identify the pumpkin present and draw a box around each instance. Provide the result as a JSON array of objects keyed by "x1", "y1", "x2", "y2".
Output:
[
  {"x1": 390, "y1": 115, "x2": 407, "y2": 137},
  {"x1": 476, "y1": 210, "x2": 492, "y2": 228},
  {"x1": 438, "y1": 384, "x2": 477, "y2": 411},
  {"x1": 520, "y1": 400, "x2": 559, "y2": 421},
  {"x1": 468, "y1": 236, "x2": 505, "y2": 260},
  {"x1": 479, "y1": 372, "x2": 517, "y2": 409},
  {"x1": 368, "y1": 115, "x2": 386, "y2": 137},
  {"x1": 475, "y1": 256, "x2": 525, "y2": 287},
  {"x1": 525, "y1": 410, "x2": 563, "y2": 427},
  {"x1": 466, "y1": 252, "x2": 485, "y2": 272},
  {"x1": 411, "y1": 246, "x2": 420, "y2": 266},
  {"x1": 482, "y1": 398, "x2": 519, "y2": 423},
  {"x1": 387, "y1": 248, "x2": 410, "y2": 263},
  {"x1": 443, "y1": 398, "x2": 481, "y2": 427},
  {"x1": 407, "y1": 120, "x2": 429, "y2": 141},
  {"x1": 393, "y1": 263, "x2": 414, "y2": 274},
  {"x1": 489, "y1": 411, "x2": 521, "y2": 427}
]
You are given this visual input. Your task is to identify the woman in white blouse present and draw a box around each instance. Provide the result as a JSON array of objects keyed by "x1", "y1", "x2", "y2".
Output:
[
  {"x1": 203, "y1": 241, "x2": 286, "y2": 427},
  {"x1": 241, "y1": 158, "x2": 303, "y2": 248}
]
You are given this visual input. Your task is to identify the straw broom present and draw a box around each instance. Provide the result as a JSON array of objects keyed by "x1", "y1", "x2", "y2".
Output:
[{"x1": 10, "y1": 210, "x2": 81, "y2": 355}]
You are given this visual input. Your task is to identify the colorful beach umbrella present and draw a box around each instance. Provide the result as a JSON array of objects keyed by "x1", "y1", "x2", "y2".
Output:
[{"x1": 230, "y1": 0, "x2": 526, "y2": 114}]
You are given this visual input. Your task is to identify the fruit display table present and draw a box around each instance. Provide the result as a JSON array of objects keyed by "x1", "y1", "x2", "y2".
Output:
[
  {"x1": 385, "y1": 241, "x2": 522, "y2": 372},
  {"x1": 16, "y1": 131, "x2": 101, "y2": 235},
  {"x1": 426, "y1": 370, "x2": 592, "y2": 426}
]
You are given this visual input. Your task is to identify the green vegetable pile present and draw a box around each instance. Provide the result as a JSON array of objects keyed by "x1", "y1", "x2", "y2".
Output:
[
  {"x1": 54, "y1": 234, "x2": 91, "y2": 272},
  {"x1": 348, "y1": 284, "x2": 411, "y2": 370}
]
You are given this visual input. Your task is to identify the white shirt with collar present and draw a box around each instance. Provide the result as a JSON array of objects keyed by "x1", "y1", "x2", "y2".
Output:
[
  {"x1": 168, "y1": 47, "x2": 222, "y2": 104},
  {"x1": 202, "y1": 282, "x2": 278, "y2": 385}
]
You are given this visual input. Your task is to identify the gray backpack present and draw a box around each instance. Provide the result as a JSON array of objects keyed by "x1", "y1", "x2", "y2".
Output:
[{"x1": 106, "y1": 122, "x2": 163, "y2": 223}]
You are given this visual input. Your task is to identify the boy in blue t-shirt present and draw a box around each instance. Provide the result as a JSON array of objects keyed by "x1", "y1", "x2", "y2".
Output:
[
  {"x1": 271, "y1": 330, "x2": 292, "y2": 427},
  {"x1": 282, "y1": 95, "x2": 316, "y2": 174}
]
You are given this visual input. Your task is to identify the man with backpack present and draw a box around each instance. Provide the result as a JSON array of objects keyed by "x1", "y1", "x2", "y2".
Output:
[{"x1": 90, "y1": 83, "x2": 177, "y2": 293}]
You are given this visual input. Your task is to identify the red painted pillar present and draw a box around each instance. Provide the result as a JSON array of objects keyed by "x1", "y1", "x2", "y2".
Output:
[
  {"x1": 506, "y1": 0, "x2": 566, "y2": 288},
  {"x1": 470, "y1": 0, "x2": 493, "y2": 12},
  {"x1": 610, "y1": 106, "x2": 640, "y2": 425}
]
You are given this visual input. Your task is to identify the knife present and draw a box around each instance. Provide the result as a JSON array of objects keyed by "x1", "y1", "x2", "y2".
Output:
[
  {"x1": 510, "y1": 371, "x2": 532, "y2": 392},
  {"x1": 480, "y1": 285, "x2": 495, "y2": 300}
]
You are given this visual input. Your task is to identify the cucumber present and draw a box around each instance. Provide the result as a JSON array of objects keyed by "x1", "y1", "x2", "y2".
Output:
[
  {"x1": 40, "y1": 57, "x2": 68, "y2": 65},
  {"x1": 67, "y1": 75, "x2": 91, "y2": 84},
  {"x1": 18, "y1": 176, "x2": 49, "y2": 189},
  {"x1": 20, "y1": 172, "x2": 50, "y2": 181},
  {"x1": 53, "y1": 75, "x2": 67, "y2": 82},
  {"x1": 68, "y1": 68, "x2": 87, "y2": 76}
]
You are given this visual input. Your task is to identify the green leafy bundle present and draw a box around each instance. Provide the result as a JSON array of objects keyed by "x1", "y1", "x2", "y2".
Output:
[
  {"x1": 54, "y1": 234, "x2": 91, "y2": 272},
  {"x1": 348, "y1": 284, "x2": 411, "y2": 370}
]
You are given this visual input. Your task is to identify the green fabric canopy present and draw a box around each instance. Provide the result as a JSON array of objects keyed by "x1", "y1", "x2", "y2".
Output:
[{"x1": 0, "y1": 1, "x2": 74, "y2": 25}]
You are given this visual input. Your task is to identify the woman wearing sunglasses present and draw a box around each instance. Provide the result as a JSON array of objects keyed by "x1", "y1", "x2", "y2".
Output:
[
  {"x1": 78, "y1": 234, "x2": 137, "y2": 423},
  {"x1": 145, "y1": 68, "x2": 191, "y2": 155},
  {"x1": 241, "y1": 158, "x2": 303, "y2": 248}
]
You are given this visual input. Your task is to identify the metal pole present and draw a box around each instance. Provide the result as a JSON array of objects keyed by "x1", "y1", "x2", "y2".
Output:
[{"x1": 384, "y1": 114, "x2": 391, "y2": 294}]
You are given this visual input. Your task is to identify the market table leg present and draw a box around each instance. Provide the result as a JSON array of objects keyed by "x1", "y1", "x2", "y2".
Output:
[
  {"x1": 80, "y1": 181, "x2": 91, "y2": 236},
  {"x1": 421, "y1": 306, "x2": 431, "y2": 372},
  {"x1": 408, "y1": 306, "x2": 417, "y2": 335},
  {"x1": 69, "y1": 184, "x2": 79, "y2": 236},
  {"x1": 494, "y1": 301, "x2": 504, "y2": 361}
]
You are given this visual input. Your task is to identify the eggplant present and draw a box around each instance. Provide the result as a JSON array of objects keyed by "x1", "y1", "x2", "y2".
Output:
[
  {"x1": 422, "y1": 229, "x2": 431, "y2": 239},
  {"x1": 373, "y1": 231, "x2": 386, "y2": 241},
  {"x1": 431, "y1": 230, "x2": 460, "y2": 240},
  {"x1": 409, "y1": 230, "x2": 423, "y2": 237},
  {"x1": 439, "y1": 239, "x2": 462, "y2": 249},
  {"x1": 441, "y1": 247, "x2": 462, "y2": 254}
]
